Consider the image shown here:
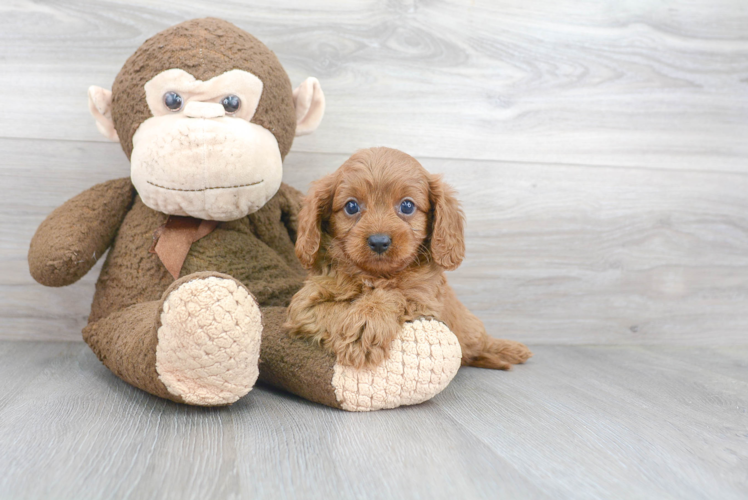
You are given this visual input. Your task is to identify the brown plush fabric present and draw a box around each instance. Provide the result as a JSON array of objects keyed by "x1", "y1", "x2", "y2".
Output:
[
  {"x1": 82, "y1": 298, "x2": 181, "y2": 403},
  {"x1": 111, "y1": 18, "x2": 297, "y2": 161},
  {"x1": 76, "y1": 180, "x2": 308, "y2": 404},
  {"x1": 84, "y1": 270, "x2": 251, "y2": 404},
  {"x1": 152, "y1": 216, "x2": 219, "y2": 279},
  {"x1": 89, "y1": 181, "x2": 305, "y2": 324},
  {"x1": 30, "y1": 19, "x2": 338, "y2": 407},
  {"x1": 258, "y1": 306, "x2": 340, "y2": 409},
  {"x1": 247, "y1": 182, "x2": 304, "y2": 270},
  {"x1": 28, "y1": 178, "x2": 135, "y2": 287},
  {"x1": 88, "y1": 192, "x2": 172, "y2": 324}
]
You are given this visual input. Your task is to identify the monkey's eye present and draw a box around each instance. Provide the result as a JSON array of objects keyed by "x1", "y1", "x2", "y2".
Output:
[
  {"x1": 344, "y1": 200, "x2": 360, "y2": 215},
  {"x1": 163, "y1": 91, "x2": 183, "y2": 111},
  {"x1": 399, "y1": 199, "x2": 416, "y2": 215},
  {"x1": 221, "y1": 95, "x2": 241, "y2": 114}
]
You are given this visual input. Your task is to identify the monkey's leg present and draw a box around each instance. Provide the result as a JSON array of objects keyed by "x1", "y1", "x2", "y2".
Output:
[
  {"x1": 259, "y1": 314, "x2": 463, "y2": 412},
  {"x1": 83, "y1": 272, "x2": 262, "y2": 405}
]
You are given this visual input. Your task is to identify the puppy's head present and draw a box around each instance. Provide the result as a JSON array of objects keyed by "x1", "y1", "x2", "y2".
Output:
[{"x1": 296, "y1": 147, "x2": 465, "y2": 276}]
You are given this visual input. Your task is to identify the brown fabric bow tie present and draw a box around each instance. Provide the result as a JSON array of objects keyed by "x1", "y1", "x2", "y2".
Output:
[{"x1": 149, "y1": 216, "x2": 219, "y2": 280}]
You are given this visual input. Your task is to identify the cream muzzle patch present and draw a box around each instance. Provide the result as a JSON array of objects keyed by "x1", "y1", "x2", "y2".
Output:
[{"x1": 131, "y1": 69, "x2": 282, "y2": 221}]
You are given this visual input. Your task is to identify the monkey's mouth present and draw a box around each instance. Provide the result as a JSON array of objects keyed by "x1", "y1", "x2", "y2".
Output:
[{"x1": 146, "y1": 180, "x2": 264, "y2": 192}]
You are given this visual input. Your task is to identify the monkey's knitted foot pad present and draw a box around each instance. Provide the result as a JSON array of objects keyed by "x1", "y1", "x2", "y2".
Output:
[
  {"x1": 332, "y1": 319, "x2": 462, "y2": 412},
  {"x1": 156, "y1": 277, "x2": 262, "y2": 405}
]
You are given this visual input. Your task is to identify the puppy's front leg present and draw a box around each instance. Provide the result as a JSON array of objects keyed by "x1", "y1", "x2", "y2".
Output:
[
  {"x1": 333, "y1": 288, "x2": 406, "y2": 369},
  {"x1": 285, "y1": 277, "x2": 353, "y2": 345}
]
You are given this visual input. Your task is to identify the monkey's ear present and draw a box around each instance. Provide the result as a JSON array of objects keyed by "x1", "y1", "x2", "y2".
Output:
[
  {"x1": 293, "y1": 77, "x2": 325, "y2": 136},
  {"x1": 87, "y1": 86, "x2": 119, "y2": 142}
]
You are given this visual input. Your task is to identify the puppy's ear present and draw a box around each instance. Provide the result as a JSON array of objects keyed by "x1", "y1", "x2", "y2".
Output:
[
  {"x1": 429, "y1": 174, "x2": 465, "y2": 270},
  {"x1": 296, "y1": 172, "x2": 338, "y2": 269}
]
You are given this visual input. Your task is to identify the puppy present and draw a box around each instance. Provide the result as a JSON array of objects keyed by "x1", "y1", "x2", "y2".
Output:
[{"x1": 285, "y1": 147, "x2": 532, "y2": 370}]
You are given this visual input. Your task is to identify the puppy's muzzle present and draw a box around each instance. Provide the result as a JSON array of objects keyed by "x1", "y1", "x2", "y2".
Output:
[{"x1": 367, "y1": 234, "x2": 391, "y2": 254}]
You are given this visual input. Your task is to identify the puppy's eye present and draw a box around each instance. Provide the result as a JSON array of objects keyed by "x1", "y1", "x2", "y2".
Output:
[
  {"x1": 399, "y1": 199, "x2": 416, "y2": 215},
  {"x1": 164, "y1": 91, "x2": 183, "y2": 111},
  {"x1": 344, "y1": 200, "x2": 360, "y2": 215}
]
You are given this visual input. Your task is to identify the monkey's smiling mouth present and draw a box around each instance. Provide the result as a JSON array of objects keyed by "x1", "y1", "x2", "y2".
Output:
[{"x1": 146, "y1": 180, "x2": 264, "y2": 192}]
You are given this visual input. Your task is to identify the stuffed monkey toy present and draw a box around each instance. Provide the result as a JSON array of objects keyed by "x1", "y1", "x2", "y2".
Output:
[{"x1": 28, "y1": 18, "x2": 462, "y2": 411}]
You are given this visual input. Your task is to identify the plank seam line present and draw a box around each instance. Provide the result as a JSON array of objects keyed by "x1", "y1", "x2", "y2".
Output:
[{"x1": 1, "y1": 137, "x2": 746, "y2": 177}]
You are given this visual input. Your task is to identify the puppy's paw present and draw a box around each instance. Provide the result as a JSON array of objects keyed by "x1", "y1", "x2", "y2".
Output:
[
  {"x1": 470, "y1": 338, "x2": 533, "y2": 370},
  {"x1": 336, "y1": 339, "x2": 388, "y2": 370},
  {"x1": 334, "y1": 318, "x2": 398, "y2": 369},
  {"x1": 331, "y1": 294, "x2": 403, "y2": 369}
]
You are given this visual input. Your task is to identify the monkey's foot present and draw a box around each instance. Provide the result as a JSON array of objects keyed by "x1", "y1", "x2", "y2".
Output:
[
  {"x1": 155, "y1": 274, "x2": 262, "y2": 405},
  {"x1": 331, "y1": 319, "x2": 462, "y2": 411}
]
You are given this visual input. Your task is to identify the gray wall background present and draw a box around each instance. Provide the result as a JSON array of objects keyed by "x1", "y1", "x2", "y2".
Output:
[{"x1": 1, "y1": 0, "x2": 746, "y2": 344}]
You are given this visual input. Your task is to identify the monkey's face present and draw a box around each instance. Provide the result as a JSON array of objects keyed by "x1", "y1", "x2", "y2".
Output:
[
  {"x1": 88, "y1": 18, "x2": 325, "y2": 221},
  {"x1": 130, "y1": 69, "x2": 282, "y2": 221}
]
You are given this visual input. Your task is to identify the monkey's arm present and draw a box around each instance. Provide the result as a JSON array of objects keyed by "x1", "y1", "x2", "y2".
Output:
[
  {"x1": 28, "y1": 177, "x2": 135, "y2": 287},
  {"x1": 277, "y1": 182, "x2": 304, "y2": 243},
  {"x1": 247, "y1": 182, "x2": 305, "y2": 273}
]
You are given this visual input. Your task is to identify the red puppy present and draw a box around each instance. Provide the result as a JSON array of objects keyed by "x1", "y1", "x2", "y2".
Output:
[{"x1": 285, "y1": 147, "x2": 532, "y2": 370}]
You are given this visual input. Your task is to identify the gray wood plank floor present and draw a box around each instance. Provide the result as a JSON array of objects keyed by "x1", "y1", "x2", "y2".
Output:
[{"x1": 1, "y1": 341, "x2": 746, "y2": 500}]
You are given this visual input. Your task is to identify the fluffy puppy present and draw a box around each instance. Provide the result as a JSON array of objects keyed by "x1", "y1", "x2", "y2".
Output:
[{"x1": 285, "y1": 147, "x2": 532, "y2": 370}]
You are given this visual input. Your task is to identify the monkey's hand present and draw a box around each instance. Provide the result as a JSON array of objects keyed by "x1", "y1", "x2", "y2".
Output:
[{"x1": 28, "y1": 177, "x2": 134, "y2": 287}]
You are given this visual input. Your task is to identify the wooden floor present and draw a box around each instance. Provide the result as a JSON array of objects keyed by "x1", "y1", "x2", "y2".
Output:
[
  {"x1": 1, "y1": 1, "x2": 747, "y2": 499},
  {"x1": 1, "y1": 341, "x2": 746, "y2": 500}
]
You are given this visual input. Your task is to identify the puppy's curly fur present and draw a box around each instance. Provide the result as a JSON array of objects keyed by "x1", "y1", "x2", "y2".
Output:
[{"x1": 285, "y1": 147, "x2": 532, "y2": 370}]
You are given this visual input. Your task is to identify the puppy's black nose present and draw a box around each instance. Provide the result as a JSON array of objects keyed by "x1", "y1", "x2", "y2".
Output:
[{"x1": 368, "y1": 234, "x2": 391, "y2": 254}]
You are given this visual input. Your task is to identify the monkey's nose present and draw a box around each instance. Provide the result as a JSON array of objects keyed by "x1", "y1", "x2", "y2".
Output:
[
  {"x1": 183, "y1": 101, "x2": 226, "y2": 119},
  {"x1": 367, "y1": 234, "x2": 391, "y2": 254}
]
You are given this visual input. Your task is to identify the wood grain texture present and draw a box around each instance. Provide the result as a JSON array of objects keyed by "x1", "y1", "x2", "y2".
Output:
[
  {"x1": 2, "y1": 0, "x2": 748, "y2": 343},
  {"x1": 3, "y1": 139, "x2": 746, "y2": 343},
  {"x1": 0, "y1": 1, "x2": 747, "y2": 171},
  {"x1": 3, "y1": 3, "x2": 748, "y2": 499},
  {"x1": 2, "y1": 3, "x2": 747, "y2": 499},
  {"x1": 0, "y1": 341, "x2": 746, "y2": 500}
]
